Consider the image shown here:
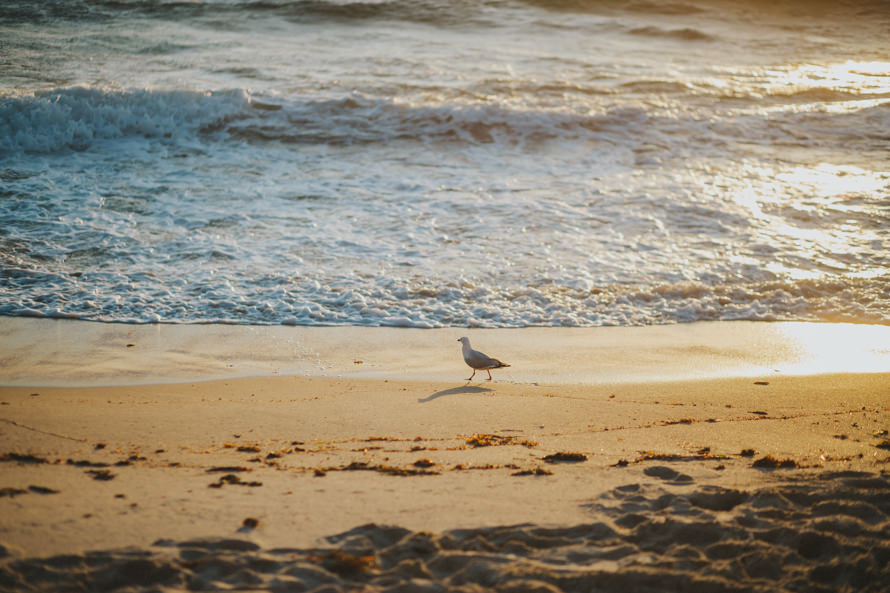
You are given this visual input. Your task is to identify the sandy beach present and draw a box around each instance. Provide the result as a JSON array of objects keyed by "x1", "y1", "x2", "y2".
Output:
[{"x1": 1, "y1": 319, "x2": 889, "y2": 591}]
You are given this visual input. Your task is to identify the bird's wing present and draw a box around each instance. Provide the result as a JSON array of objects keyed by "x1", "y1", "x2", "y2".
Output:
[{"x1": 466, "y1": 349, "x2": 504, "y2": 369}]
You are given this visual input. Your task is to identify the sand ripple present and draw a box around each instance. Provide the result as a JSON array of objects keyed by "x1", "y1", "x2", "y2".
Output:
[{"x1": 2, "y1": 471, "x2": 888, "y2": 592}]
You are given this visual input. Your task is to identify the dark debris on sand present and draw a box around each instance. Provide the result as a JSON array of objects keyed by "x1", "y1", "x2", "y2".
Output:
[
  {"x1": 752, "y1": 455, "x2": 801, "y2": 469},
  {"x1": 511, "y1": 467, "x2": 554, "y2": 476},
  {"x1": 2, "y1": 472, "x2": 890, "y2": 593},
  {"x1": 86, "y1": 469, "x2": 116, "y2": 481},
  {"x1": 335, "y1": 461, "x2": 440, "y2": 477},
  {"x1": 542, "y1": 452, "x2": 588, "y2": 464},
  {"x1": 208, "y1": 474, "x2": 262, "y2": 488},
  {"x1": 465, "y1": 434, "x2": 538, "y2": 448},
  {"x1": 0, "y1": 452, "x2": 50, "y2": 465}
]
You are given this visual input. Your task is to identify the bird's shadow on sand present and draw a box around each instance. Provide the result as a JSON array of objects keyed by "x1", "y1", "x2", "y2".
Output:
[{"x1": 418, "y1": 384, "x2": 493, "y2": 403}]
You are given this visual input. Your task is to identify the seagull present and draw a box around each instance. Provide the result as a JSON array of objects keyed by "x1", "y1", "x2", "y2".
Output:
[{"x1": 458, "y1": 337, "x2": 510, "y2": 381}]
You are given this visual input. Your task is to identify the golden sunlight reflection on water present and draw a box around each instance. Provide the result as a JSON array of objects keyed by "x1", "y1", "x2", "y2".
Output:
[
  {"x1": 766, "y1": 60, "x2": 890, "y2": 96},
  {"x1": 728, "y1": 161, "x2": 888, "y2": 281}
]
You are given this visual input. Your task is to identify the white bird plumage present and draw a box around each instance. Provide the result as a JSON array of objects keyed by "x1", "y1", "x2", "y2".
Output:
[{"x1": 457, "y1": 336, "x2": 510, "y2": 381}]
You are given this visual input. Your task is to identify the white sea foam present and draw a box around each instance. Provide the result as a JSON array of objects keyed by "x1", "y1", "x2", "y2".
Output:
[{"x1": 0, "y1": 87, "x2": 249, "y2": 154}]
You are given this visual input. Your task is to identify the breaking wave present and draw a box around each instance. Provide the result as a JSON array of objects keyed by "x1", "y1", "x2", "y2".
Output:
[
  {"x1": 0, "y1": 87, "x2": 249, "y2": 154},
  {"x1": 4, "y1": 86, "x2": 887, "y2": 157}
]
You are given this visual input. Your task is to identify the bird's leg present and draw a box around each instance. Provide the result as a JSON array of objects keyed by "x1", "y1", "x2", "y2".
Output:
[
  {"x1": 486, "y1": 369, "x2": 492, "y2": 381},
  {"x1": 466, "y1": 369, "x2": 476, "y2": 381}
]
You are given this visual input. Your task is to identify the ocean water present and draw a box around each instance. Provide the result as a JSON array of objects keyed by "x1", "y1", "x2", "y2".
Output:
[{"x1": 1, "y1": 0, "x2": 889, "y2": 328}]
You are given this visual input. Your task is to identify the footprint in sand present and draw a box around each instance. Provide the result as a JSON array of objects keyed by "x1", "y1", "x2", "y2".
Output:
[{"x1": 643, "y1": 465, "x2": 693, "y2": 484}]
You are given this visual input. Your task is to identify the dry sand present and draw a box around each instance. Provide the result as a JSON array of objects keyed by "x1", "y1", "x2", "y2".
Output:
[{"x1": 1, "y1": 318, "x2": 889, "y2": 592}]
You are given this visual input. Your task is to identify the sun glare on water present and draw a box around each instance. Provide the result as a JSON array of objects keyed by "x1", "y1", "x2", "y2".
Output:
[
  {"x1": 729, "y1": 161, "x2": 888, "y2": 282},
  {"x1": 767, "y1": 60, "x2": 890, "y2": 96}
]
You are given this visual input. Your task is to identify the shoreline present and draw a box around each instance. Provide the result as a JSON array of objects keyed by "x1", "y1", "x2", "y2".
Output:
[{"x1": 2, "y1": 317, "x2": 890, "y2": 387}]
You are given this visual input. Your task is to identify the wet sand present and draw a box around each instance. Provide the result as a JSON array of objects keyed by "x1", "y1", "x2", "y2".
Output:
[
  {"x1": 1, "y1": 319, "x2": 889, "y2": 591},
  {"x1": 3, "y1": 317, "x2": 890, "y2": 386}
]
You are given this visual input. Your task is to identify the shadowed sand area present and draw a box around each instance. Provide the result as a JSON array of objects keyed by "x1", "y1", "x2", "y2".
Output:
[{"x1": 1, "y1": 319, "x2": 889, "y2": 591}]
